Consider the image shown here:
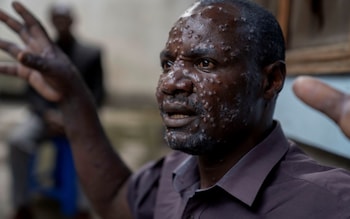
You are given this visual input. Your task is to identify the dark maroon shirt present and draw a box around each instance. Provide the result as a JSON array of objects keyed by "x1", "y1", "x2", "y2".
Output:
[{"x1": 127, "y1": 122, "x2": 350, "y2": 219}]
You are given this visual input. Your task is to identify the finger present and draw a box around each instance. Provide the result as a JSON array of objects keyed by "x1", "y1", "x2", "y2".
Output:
[
  {"x1": 0, "y1": 39, "x2": 22, "y2": 58},
  {"x1": 338, "y1": 98, "x2": 350, "y2": 139},
  {"x1": 292, "y1": 76, "x2": 350, "y2": 139},
  {"x1": 0, "y1": 62, "x2": 38, "y2": 81},
  {"x1": 12, "y1": 2, "x2": 50, "y2": 41},
  {"x1": 0, "y1": 62, "x2": 18, "y2": 76},
  {"x1": 28, "y1": 71, "x2": 62, "y2": 102},
  {"x1": 292, "y1": 76, "x2": 344, "y2": 123},
  {"x1": 0, "y1": 6, "x2": 31, "y2": 43},
  {"x1": 12, "y1": 2, "x2": 39, "y2": 27},
  {"x1": 0, "y1": 8, "x2": 22, "y2": 32},
  {"x1": 0, "y1": 60, "x2": 62, "y2": 102},
  {"x1": 16, "y1": 64, "x2": 34, "y2": 81}
]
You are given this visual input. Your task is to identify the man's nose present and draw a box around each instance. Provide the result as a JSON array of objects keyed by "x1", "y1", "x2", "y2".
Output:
[{"x1": 161, "y1": 68, "x2": 193, "y2": 95}]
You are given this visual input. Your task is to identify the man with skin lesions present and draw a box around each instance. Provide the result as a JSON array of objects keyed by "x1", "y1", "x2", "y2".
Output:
[{"x1": 1, "y1": 0, "x2": 350, "y2": 218}]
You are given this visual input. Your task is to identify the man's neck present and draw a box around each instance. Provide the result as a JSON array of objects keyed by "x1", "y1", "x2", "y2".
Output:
[
  {"x1": 197, "y1": 143, "x2": 255, "y2": 189},
  {"x1": 197, "y1": 122, "x2": 275, "y2": 189}
]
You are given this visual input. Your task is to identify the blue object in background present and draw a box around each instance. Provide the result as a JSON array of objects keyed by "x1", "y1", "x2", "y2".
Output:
[{"x1": 29, "y1": 137, "x2": 78, "y2": 217}]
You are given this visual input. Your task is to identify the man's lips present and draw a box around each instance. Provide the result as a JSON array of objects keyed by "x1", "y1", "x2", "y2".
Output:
[{"x1": 161, "y1": 101, "x2": 197, "y2": 128}]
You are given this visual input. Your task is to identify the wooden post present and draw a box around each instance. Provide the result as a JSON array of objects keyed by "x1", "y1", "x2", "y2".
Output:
[{"x1": 277, "y1": 0, "x2": 291, "y2": 43}]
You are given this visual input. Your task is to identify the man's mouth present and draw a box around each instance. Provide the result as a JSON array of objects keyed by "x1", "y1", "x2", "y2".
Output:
[
  {"x1": 162, "y1": 102, "x2": 197, "y2": 128},
  {"x1": 169, "y1": 114, "x2": 190, "y2": 119}
]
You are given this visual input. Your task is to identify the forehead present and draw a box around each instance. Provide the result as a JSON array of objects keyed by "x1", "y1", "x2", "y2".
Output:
[
  {"x1": 167, "y1": 3, "x2": 245, "y2": 49},
  {"x1": 181, "y1": 2, "x2": 240, "y2": 21},
  {"x1": 180, "y1": 2, "x2": 242, "y2": 29}
]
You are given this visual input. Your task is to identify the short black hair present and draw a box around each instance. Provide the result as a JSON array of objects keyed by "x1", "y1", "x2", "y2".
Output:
[{"x1": 197, "y1": 0, "x2": 285, "y2": 68}]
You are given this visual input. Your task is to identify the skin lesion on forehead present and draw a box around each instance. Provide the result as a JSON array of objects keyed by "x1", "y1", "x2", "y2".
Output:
[
  {"x1": 181, "y1": 1, "x2": 201, "y2": 18},
  {"x1": 180, "y1": 2, "x2": 241, "y2": 21},
  {"x1": 174, "y1": 3, "x2": 245, "y2": 46}
]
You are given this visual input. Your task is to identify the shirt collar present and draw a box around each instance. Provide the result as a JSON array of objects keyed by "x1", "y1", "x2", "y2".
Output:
[
  {"x1": 173, "y1": 122, "x2": 289, "y2": 206},
  {"x1": 173, "y1": 155, "x2": 199, "y2": 194}
]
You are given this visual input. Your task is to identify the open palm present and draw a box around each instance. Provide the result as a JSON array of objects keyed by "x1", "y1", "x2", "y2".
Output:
[{"x1": 0, "y1": 1, "x2": 81, "y2": 102}]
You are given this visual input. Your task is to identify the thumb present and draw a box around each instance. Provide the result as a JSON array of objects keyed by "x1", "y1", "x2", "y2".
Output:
[
  {"x1": 292, "y1": 76, "x2": 343, "y2": 122},
  {"x1": 293, "y1": 76, "x2": 350, "y2": 138},
  {"x1": 29, "y1": 71, "x2": 62, "y2": 102}
]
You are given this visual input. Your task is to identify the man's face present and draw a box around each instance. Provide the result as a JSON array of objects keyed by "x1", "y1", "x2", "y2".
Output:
[
  {"x1": 156, "y1": 3, "x2": 263, "y2": 155},
  {"x1": 51, "y1": 13, "x2": 72, "y2": 36}
]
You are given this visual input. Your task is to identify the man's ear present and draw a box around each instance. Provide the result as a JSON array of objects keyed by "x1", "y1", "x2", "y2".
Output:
[{"x1": 262, "y1": 60, "x2": 286, "y2": 99}]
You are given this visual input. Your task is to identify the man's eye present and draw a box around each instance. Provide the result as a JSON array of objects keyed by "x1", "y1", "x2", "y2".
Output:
[
  {"x1": 161, "y1": 60, "x2": 173, "y2": 72},
  {"x1": 195, "y1": 59, "x2": 216, "y2": 72}
]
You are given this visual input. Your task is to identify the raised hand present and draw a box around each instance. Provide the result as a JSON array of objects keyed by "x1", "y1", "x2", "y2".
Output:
[
  {"x1": 0, "y1": 1, "x2": 83, "y2": 102},
  {"x1": 293, "y1": 76, "x2": 350, "y2": 139},
  {"x1": 1, "y1": 3, "x2": 132, "y2": 218}
]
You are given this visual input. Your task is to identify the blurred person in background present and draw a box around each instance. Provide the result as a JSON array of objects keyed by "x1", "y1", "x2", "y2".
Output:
[{"x1": 6, "y1": 3, "x2": 105, "y2": 219}]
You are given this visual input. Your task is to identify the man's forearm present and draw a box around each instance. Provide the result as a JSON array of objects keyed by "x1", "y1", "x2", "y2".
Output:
[{"x1": 59, "y1": 83, "x2": 131, "y2": 216}]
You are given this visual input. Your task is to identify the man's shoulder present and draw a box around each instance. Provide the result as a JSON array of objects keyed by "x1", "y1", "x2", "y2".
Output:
[
  {"x1": 259, "y1": 149, "x2": 350, "y2": 217},
  {"x1": 299, "y1": 167, "x2": 350, "y2": 201},
  {"x1": 276, "y1": 145, "x2": 350, "y2": 202}
]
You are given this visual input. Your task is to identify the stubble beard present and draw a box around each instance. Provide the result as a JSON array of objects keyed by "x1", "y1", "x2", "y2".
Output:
[{"x1": 164, "y1": 129, "x2": 223, "y2": 155}]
